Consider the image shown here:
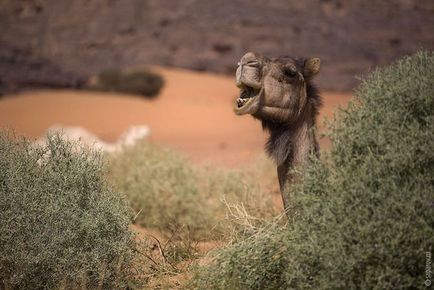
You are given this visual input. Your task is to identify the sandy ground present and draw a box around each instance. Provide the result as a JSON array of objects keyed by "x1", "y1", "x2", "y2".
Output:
[{"x1": 0, "y1": 67, "x2": 352, "y2": 167}]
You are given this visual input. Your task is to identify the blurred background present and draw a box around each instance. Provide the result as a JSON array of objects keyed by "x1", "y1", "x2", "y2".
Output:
[{"x1": 1, "y1": 0, "x2": 433, "y2": 166}]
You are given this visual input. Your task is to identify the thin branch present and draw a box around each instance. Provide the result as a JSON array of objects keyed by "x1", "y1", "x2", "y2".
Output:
[{"x1": 147, "y1": 234, "x2": 178, "y2": 271}]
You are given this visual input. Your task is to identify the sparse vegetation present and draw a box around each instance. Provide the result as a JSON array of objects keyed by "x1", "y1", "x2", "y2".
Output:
[
  {"x1": 0, "y1": 133, "x2": 140, "y2": 289},
  {"x1": 0, "y1": 132, "x2": 277, "y2": 289},
  {"x1": 2, "y1": 51, "x2": 431, "y2": 290},
  {"x1": 190, "y1": 51, "x2": 434, "y2": 289},
  {"x1": 91, "y1": 69, "x2": 164, "y2": 98},
  {"x1": 107, "y1": 142, "x2": 276, "y2": 242},
  {"x1": 106, "y1": 142, "x2": 278, "y2": 288}
]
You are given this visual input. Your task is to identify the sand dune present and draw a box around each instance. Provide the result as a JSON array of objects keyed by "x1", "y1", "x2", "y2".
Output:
[{"x1": 0, "y1": 67, "x2": 352, "y2": 167}]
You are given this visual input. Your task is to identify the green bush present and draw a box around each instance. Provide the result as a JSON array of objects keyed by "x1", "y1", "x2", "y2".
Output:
[
  {"x1": 190, "y1": 51, "x2": 434, "y2": 289},
  {"x1": 92, "y1": 69, "x2": 164, "y2": 98},
  {"x1": 0, "y1": 133, "x2": 139, "y2": 289},
  {"x1": 107, "y1": 142, "x2": 275, "y2": 241},
  {"x1": 107, "y1": 143, "x2": 204, "y2": 239}
]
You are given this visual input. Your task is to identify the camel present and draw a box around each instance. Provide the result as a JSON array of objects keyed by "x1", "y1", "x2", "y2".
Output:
[{"x1": 234, "y1": 52, "x2": 322, "y2": 210}]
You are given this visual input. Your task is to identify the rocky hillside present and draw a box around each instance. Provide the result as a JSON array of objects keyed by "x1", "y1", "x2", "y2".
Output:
[{"x1": 1, "y1": 0, "x2": 433, "y2": 93}]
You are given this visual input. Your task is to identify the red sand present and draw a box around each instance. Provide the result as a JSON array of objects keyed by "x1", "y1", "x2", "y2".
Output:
[{"x1": 0, "y1": 67, "x2": 352, "y2": 167}]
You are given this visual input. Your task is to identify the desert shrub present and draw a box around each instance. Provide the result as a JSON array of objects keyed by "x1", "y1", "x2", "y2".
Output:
[
  {"x1": 107, "y1": 142, "x2": 276, "y2": 241},
  {"x1": 107, "y1": 143, "x2": 204, "y2": 239},
  {"x1": 0, "y1": 133, "x2": 140, "y2": 289},
  {"x1": 92, "y1": 69, "x2": 164, "y2": 98},
  {"x1": 190, "y1": 51, "x2": 434, "y2": 289}
]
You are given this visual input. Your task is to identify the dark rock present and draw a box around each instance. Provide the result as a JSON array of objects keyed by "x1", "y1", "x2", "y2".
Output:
[{"x1": 0, "y1": 0, "x2": 433, "y2": 92}]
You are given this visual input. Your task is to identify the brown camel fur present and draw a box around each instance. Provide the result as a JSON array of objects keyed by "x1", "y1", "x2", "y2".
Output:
[{"x1": 234, "y1": 52, "x2": 322, "y2": 210}]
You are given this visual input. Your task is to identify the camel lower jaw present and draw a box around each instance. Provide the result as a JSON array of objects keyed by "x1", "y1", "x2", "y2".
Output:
[
  {"x1": 234, "y1": 98, "x2": 255, "y2": 115},
  {"x1": 234, "y1": 86, "x2": 261, "y2": 115}
]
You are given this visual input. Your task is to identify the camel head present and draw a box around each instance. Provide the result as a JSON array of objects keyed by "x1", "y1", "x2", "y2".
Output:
[{"x1": 234, "y1": 52, "x2": 320, "y2": 124}]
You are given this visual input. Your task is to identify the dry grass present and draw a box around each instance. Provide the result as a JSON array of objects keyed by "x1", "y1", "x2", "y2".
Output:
[
  {"x1": 105, "y1": 141, "x2": 281, "y2": 288},
  {"x1": 106, "y1": 142, "x2": 279, "y2": 241}
]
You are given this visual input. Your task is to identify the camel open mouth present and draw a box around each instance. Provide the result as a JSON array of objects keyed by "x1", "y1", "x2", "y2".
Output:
[{"x1": 235, "y1": 85, "x2": 260, "y2": 110}]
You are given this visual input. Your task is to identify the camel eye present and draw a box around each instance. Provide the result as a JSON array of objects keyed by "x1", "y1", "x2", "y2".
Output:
[{"x1": 284, "y1": 67, "x2": 297, "y2": 77}]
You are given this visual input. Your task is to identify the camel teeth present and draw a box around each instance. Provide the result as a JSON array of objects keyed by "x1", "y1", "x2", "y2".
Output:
[{"x1": 237, "y1": 97, "x2": 251, "y2": 108}]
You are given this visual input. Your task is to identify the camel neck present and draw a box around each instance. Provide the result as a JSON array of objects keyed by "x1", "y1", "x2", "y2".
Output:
[
  {"x1": 289, "y1": 114, "x2": 317, "y2": 168},
  {"x1": 272, "y1": 113, "x2": 318, "y2": 207},
  {"x1": 264, "y1": 107, "x2": 317, "y2": 168}
]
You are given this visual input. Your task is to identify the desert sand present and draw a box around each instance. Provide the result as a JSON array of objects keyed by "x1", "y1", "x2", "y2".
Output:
[{"x1": 0, "y1": 67, "x2": 352, "y2": 167}]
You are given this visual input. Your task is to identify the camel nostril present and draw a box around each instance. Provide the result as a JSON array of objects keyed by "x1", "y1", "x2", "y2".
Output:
[{"x1": 246, "y1": 61, "x2": 259, "y2": 68}]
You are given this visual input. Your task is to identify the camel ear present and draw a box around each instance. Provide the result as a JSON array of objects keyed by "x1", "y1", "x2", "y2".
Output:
[{"x1": 304, "y1": 58, "x2": 320, "y2": 79}]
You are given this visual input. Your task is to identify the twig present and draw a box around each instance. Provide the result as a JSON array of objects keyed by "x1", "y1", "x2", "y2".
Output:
[
  {"x1": 134, "y1": 248, "x2": 159, "y2": 266},
  {"x1": 132, "y1": 208, "x2": 143, "y2": 222},
  {"x1": 147, "y1": 234, "x2": 178, "y2": 271}
]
